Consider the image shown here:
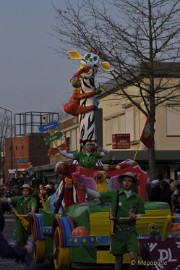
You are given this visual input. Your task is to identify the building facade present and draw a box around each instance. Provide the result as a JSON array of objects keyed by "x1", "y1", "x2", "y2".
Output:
[
  {"x1": 4, "y1": 133, "x2": 50, "y2": 183},
  {"x1": 50, "y1": 64, "x2": 180, "y2": 181}
]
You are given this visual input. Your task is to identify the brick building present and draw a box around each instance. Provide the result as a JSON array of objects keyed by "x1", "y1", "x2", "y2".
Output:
[
  {"x1": 4, "y1": 133, "x2": 50, "y2": 183},
  {"x1": 2, "y1": 111, "x2": 59, "y2": 184}
]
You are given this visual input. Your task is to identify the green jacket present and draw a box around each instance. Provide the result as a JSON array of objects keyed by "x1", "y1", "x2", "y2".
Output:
[
  {"x1": 74, "y1": 151, "x2": 101, "y2": 169},
  {"x1": 100, "y1": 188, "x2": 145, "y2": 225},
  {"x1": 10, "y1": 196, "x2": 37, "y2": 216}
]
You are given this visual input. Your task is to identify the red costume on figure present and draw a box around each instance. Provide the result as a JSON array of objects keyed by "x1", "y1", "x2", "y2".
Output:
[{"x1": 64, "y1": 88, "x2": 96, "y2": 116}]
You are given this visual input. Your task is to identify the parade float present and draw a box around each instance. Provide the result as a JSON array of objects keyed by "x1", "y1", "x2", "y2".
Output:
[{"x1": 29, "y1": 50, "x2": 180, "y2": 270}]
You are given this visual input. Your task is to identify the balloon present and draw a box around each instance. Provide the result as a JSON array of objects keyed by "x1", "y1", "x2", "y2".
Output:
[{"x1": 72, "y1": 226, "x2": 90, "y2": 236}]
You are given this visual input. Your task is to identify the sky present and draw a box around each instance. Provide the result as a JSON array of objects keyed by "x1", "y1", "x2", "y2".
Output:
[{"x1": 0, "y1": 0, "x2": 77, "y2": 115}]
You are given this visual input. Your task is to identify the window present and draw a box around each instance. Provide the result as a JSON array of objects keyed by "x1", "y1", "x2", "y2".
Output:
[
  {"x1": 105, "y1": 119, "x2": 111, "y2": 145},
  {"x1": 104, "y1": 107, "x2": 137, "y2": 146},
  {"x1": 112, "y1": 116, "x2": 119, "y2": 134},
  {"x1": 71, "y1": 129, "x2": 77, "y2": 151},
  {"x1": 166, "y1": 106, "x2": 180, "y2": 136},
  {"x1": 134, "y1": 109, "x2": 140, "y2": 141},
  {"x1": 126, "y1": 108, "x2": 135, "y2": 141},
  {"x1": 66, "y1": 137, "x2": 70, "y2": 151},
  {"x1": 119, "y1": 114, "x2": 126, "y2": 133}
]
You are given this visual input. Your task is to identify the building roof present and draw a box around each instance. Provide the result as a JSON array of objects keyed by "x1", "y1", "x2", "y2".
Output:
[{"x1": 98, "y1": 62, "x2": 180, "y2": 99}]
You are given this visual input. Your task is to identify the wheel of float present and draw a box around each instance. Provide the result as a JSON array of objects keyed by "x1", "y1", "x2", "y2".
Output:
[
  {"x1": 53, "y1": 226, "x2": 71, "y2": 270},
  {"x1": 33, "y1": 239, "x2": 46, "y2": 263},
  {"x1": 53, "y1": 216, "x2": 75, "y2": 270},
  {"x1": 31, "y1": 216, "x2": 46, "y2": 263}
]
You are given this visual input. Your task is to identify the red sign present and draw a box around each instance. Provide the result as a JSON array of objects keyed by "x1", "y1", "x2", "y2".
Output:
[{"x1": 112, "y1": 134, "x2": 130, "y2": 149}]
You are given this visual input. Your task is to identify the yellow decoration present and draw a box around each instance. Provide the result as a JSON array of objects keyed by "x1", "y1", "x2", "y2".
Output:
[
  {"x1": 82, "y1": 238, "x2": 87, "y2": 243},
  {"x1": 67, "y1": 50, "x2": 82, "y2": 59},
  {"x1": 97, "y1": 250, "x2": 115, "y2": 264},
  {"x1": 90, "y1": 211, "x2": 109, "y2": 236},
  {"x1": 10, "y1": 206, "x2": 29, "y2": 231},
  {"x1": 94, "y1": 171, "x2": 108, "y2": 192},
  {"x1": 90, "y1": 237, "x2": 95, "y2": 242},
  {"x1": 64, "y1": 177, "x2": 73, "y2": 188},
  {"x1": 101, "y1": 62, "x2": 113, "y2": 71},
  {"x1": 102, "y1": 166, "x2": 109, "y2": 171}
]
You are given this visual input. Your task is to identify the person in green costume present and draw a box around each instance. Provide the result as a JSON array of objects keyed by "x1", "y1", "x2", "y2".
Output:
[
  {"x1": 0, "y1": 184, "x2": 37, "y2": 262},
  {"x1": 51, "y1": 139, "x2": 109, "y2": 169},
  {"x1": 77, "y1": 172, "x2": 145, "y2": 270}
]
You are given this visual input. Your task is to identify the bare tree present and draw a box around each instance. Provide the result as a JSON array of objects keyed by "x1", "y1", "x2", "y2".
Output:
[
  {"x1": 52, "y1": 0, "x2": 180, "y2": 179},
  {"x1": 55, "y1": 105, "x2": 69, "y2": 121},
  {"x1": 0, "y1": 111, "x2": 12, "y2": 179}
]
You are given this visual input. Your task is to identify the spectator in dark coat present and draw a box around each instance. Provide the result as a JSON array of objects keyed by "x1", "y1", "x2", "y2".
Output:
[
  {"x1": 147, "y1": 179, "x2": 161, "y2": 201},
  {"x1": 32, "y1": 186, "x2": 43, "y2": 213},
  {"x1": 0, "y1": 208, "x2": 4, "y2": 232},
  {"x1": 0, "y1": 211, "x2": 33, "y2": 261},
  {"x1": 0, "y1": 230, "x2": 29, "y2": 259},
  {"x1": 159, "y1": 180, "x2": 172, "y2": 209},
  {"x1": 171, "y1": 185, "x2": 180, "y2": 213}
]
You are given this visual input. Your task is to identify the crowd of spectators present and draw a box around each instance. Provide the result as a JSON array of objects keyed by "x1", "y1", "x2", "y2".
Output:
[
  {"x1": 147, "y1": 174, "x2": 180, "y2": 213},
  {"x1": 0, "y1": 181, "x2": 57, "y2": 214},
  {"x1": 1, "y1": 173, "x2": 180, "y2": 216}
]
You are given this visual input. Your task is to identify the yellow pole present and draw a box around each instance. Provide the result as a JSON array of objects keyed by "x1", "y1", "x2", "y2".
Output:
[
  {"x1": 133, "y1": 141, "x2": 141, "y2": 161},
  {"x1": 162, "y1": 215, "x2": 172, "y2": 241}
]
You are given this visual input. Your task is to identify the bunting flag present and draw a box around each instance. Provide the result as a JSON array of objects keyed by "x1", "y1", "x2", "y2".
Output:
[
  {"x1": 140, "y1": 115, "x2": 153, "y2": 149},
  {"x1": 44, "y1": 131, "x2": 63, "y2": 145},
  {"x1": 37, "y1": 120, "x2": 60, "y2": 133}
]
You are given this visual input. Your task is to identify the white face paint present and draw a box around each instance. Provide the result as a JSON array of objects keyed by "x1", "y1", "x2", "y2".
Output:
[
  {"x1": 79, "y1": 53, "x2": 101, "y2": 78},
  {"x1": 83, "y1": 52, "x2": 101, "y2": 68}
]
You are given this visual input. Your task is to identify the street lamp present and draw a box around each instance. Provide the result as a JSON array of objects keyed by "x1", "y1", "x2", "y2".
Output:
[{"x1": 0, "y1": 106, "x2": 13, "y2": 170}]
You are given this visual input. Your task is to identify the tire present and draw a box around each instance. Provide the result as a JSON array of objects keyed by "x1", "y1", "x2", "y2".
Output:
[
  {"x1": 34, "y1": 239, "x2": 46, "y2": 263},
  {"x1": 30, "y1": 214, "x2": 45, "y2": 263},
  {"x1": 53, "y1": 217, "x2": 73, "y2": 270}
]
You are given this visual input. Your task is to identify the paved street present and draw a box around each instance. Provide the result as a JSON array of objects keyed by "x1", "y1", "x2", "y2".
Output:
[
  {"x1": 0, "y1": 256, "x2": 51, "y2": 270},
  {"x1": 2, "y1": 213, "x2": 52, "y2": 270}
]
